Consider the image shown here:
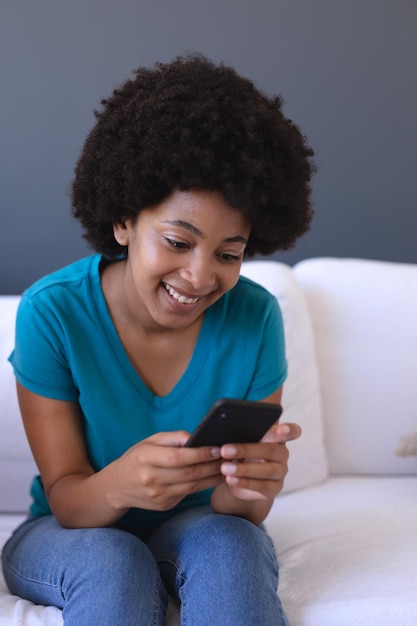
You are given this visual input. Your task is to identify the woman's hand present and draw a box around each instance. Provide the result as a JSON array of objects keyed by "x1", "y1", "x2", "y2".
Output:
[
  {"x1": 109, "y1": 431, "x2": 224, "y2": 513},
  {"x1": 221, "y1": 422, "x2": 301, "y2": 500},
  {"x1": 210, "y1": 421, "x2": 302, "y2": 525}
]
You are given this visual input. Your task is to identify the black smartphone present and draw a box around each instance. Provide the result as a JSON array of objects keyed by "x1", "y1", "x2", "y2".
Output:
[{"x1": 185, "y1": 398, "x2": 282, "y2": 448}]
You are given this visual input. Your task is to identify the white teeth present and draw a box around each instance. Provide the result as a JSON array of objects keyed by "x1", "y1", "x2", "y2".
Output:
[{"x1": 164, "y1": 283, "x2": 199, "y2": 304}]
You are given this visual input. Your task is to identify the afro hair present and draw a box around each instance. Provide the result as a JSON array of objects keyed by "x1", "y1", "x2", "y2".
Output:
[{"x1": 71, "y1": 53, "x2": 316, "y2": 258}]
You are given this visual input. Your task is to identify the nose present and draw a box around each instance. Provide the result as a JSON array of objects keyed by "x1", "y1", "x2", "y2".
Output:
[{"x1": 179, "y1": 253, "x2": 217, "y2": 292}]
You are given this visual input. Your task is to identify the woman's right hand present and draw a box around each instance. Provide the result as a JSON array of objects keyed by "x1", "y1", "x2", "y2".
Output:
[{"x1": 108, "y1": 431, "x2": 223, "y2": 513}]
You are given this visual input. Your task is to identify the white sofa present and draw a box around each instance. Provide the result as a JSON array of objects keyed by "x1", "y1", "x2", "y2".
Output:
[{"x1": 1, "y1": 257, "x2": 417, "y2": 626}]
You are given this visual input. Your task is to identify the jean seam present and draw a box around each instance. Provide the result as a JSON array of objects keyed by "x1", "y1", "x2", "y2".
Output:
[
  {"x1": 156, "y1": 557, "x2": 187, "y2": 625},
  {"x1": 2, "y1": 555, "x2": 63, "y2": 593},
  {"x1": 175, "y1": 564, "x2": 187, "y2": 626},
  {"x1": 2, "y1": 558, "x2": 66, "y2": 609},
  {"x1": 151, "y1": 573, "x2": 162, "y2": 626}
]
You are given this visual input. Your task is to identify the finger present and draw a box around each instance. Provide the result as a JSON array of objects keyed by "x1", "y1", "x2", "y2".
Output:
[
  {"x1": 177, "y1": 471, "x2": 225, "y2": 495},
  {"x1": 140, "y1": 437, "x2": 222, "y2": 468},
  {"x1": 225, "y1": 475, "x2": 284, "y2": 500},
  {"x1": 170, "y1": 457, "x2": 224, "y2": 484},
  {"x1": 146, "y1": 430, "x2": 191, "y2": 447},
  {"x1": 263, "y1": 422, "x2": 302, "y2": 443},
  {"x1": 221, "y1": 459, "x2": 285, "y2": 482},
  {"x1": 141, "y1": 465, "x2": 225, "y2": 509},
  {"x1": 143, "y1": 455, "x2": 224, "y2": 488},
  {"x1": 220, "y1": 457, "x2": 288, "y2": 480},
  {"x1": 139, "y1": 472, "x2": 225, "y2": 512},
  {"x1": 220, "y1": 441, "x2": 288, "y2": 462}
]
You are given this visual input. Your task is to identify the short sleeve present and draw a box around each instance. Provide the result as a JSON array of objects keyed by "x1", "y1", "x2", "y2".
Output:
[
  {"x1": 9, "y1": 293, "x2": 78, "y2": 401},
  {"x1": 245, "y1": 294, "x2": 287, "y2": 400}
]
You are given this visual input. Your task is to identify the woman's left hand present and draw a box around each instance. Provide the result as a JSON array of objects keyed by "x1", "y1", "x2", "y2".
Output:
[{"x1": 218, "y1": 422, "x2": 301, "y2": 502}]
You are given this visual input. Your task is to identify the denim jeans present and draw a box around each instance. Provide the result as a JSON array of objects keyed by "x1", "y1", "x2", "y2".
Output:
[{"x1": 1, "y1": 506, "x2": 288, "y2": 626}]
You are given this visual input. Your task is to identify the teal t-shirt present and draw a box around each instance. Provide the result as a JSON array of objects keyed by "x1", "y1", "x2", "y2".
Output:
[{"x1": 9, "y1": 255, "x2": 287, "y2": 527}]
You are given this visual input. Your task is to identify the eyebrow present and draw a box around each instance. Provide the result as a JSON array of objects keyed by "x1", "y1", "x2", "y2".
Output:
[{"x1": 162, "y1": 220, "x2": 248, "y2": 245}]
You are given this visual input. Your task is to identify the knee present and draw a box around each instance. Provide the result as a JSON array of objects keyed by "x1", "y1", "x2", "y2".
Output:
[
  {"x1": 174, "y1": 514, "x2": 280, "y2": 611},
  {"x1": 189, "y1": 514, "x2": 278, "y2": 574},
  {"x1": 63, "y1": 527, "x2": 157, "y2": 587},
  {"x1": 61, "y1": 529, "x2": 167, "y2": 624}
]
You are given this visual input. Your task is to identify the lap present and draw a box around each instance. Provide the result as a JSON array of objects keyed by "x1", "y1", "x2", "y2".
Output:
[{"x1": 1, "y1": 508, "x2": 286, "y2": 626}]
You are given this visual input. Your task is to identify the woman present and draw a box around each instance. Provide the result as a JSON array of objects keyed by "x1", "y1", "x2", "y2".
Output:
[{"x1": 2, "y1": 53, "x2": 315, "y2": 625}]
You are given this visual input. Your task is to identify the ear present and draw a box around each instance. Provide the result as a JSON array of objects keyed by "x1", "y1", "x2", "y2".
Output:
[{"x1": 113, "y1": 221, "x2": 130, "y2": 247}]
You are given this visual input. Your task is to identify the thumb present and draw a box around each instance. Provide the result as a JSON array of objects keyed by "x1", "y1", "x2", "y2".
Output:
[
  {"x1": 146, "y1": 430, "x2": 191, "y2": 447},
  {"x1": 262, "y1": 423, "x2": 302, "y2": 443}
]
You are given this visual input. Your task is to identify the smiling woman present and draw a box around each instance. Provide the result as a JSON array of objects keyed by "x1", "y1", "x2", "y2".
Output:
[
  {"x1": 2, "y1": 53, "x2": 313, "y2": 626},
  {"x1": 108, "y1": 189, "x2": 251, "y2": 335}
]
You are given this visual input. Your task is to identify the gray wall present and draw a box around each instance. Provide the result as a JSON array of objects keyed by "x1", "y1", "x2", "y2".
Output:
[{"x1": 1, "y1": 0, "x2": 416, "y2": 294}]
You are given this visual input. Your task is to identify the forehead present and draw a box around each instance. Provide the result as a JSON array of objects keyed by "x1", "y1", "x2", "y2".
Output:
[{"x1": 143, "y1": 189, "x2": 251, "y2": 237}]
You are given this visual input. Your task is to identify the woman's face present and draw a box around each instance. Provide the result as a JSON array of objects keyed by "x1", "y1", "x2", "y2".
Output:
[{"x1": 113, "y1": 189, "x2": 251, "y2": 332}]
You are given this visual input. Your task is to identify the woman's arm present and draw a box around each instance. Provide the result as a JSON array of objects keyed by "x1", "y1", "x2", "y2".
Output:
[
  {"x1": 210, "y1": 388, "x2": 302, "y2": 526},
  {"x1": 17, "y1": 383, "x2": 223, "y2": 528}
]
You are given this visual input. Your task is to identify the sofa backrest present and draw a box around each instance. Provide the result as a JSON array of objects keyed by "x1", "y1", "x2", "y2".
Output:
[
  {"x1": 294, "y1": 258, "x2": 417, "y2": 476},
  {"x1": 241, "y1": 261, "x2": 329, "y2": 493}
]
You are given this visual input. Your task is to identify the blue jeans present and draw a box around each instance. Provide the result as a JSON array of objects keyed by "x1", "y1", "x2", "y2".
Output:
[{"x1": 1, "y1": 506, "x2": 288, "y2": 626}]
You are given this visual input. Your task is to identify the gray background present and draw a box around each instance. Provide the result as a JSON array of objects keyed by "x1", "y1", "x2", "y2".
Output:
[{"x1": 1, "y1": 0, "x2": 416, "y2": 294}]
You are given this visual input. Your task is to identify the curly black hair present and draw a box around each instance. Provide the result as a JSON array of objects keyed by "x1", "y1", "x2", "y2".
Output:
[{"x1": 71, "y1": 53, "x2": 315, "y2": 258}]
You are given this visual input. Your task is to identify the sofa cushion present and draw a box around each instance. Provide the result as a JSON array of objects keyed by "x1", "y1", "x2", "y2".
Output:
[
  {"x1": 294, "y1": 258, "x2": 417, "y2": 475},
  {"x1": 241, "y1": 261, "x2": 328, "y2": 492},
  {"x1": 267, "y1": 475, "x2": 417, "y2": 626},
  {"x1": 0, "y1": 297, "x2": 38, "y2": 513}
]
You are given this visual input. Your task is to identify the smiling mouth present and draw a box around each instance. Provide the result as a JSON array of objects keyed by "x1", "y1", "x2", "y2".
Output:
[{"x1": 163, "y1": 283, "x2": 200, "y2": 305}]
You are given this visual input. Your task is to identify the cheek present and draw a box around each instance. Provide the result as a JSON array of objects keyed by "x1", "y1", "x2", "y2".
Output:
[
  {"x1": 132, "y1": 238, "x2": 166, "y2": 271},
  {"x1": 221, "y1": 266, "x2": 243, "y2": 292}
]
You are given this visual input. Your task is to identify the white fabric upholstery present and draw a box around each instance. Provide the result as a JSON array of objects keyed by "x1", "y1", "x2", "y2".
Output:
[
  {"x1": 294, "y1": 258, "x2": 417, "y2": 475},
  {"x1": 241, "y1": 261, "x2": 328, "y2": 493},
  {"x1": 267, "y1": 476, "x2": 417, "y2": 626},
  {"x1": 0, "y1": 297, "x2": 37, "y2": 513},
  {"x1": 1, "y1": 258, "x2": 416, "y2": 625}
]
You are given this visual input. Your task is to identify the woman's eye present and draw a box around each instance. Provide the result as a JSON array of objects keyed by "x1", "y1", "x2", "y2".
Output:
[
  {"x1": 219, "y1": 252, "x2": 241, "y2": 262},
  {"x1": 165, "y1": 237, "x2": 189, "y2": 250}
]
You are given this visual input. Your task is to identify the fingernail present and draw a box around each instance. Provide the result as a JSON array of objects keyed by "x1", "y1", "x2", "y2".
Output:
[
  {"x1": 222, "y1": 445, "x2": 237, "y2": 457},
  {"x1": 211, "y1": 447, "x2": 221, "y2": 457},
  {"x1": 222, "y1": 462, "x2": 237, "y2": 475}
]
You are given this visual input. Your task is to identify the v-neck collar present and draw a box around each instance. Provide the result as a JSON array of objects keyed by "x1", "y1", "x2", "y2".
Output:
[{"x1": 91, "y1": 255, "x2": 214, "y2": 410}]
